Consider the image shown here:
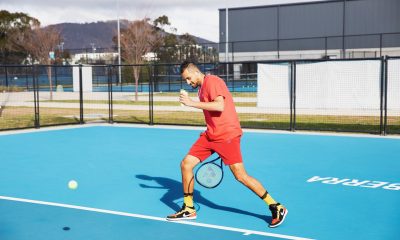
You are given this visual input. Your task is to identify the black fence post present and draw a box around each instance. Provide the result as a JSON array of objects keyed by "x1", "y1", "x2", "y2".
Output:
[
  {"x1": 79, "y1": 64, "x2": 84, "y2": 124},
  {"x1": 25, "y1": 66, "x2": 29, "y2": 91},
  {"x1": 379, "y1": 56, "x2": 386, "y2": 135},
  {"x1": 325, "y1": 37, "x2": 328, "y2": 58},
  {"x1": 289, "y1": 61, "x2": 297, "y2": 131},
  {"x1": 232, "y1": 63, "x2": 235, "y2": 92},
  {"x1": 342, "y1": 0, "x2": 346, "y2": 59},
  {"x1": 383, "y1": 56, "x2": 388, "y2": 135},
  {"x1": 180, "y1": 64, "x2": 183, "y2": 90},
  {"x1": 153, "y1": 65, "x2": 158, "y2": 92},
  {"x1": 203, "y1": 46, "x2": 206, "y2": 63},
  {"x1": 290, "y1": 62, "x2": 293, "y2": 131},
  {"x1": 225, "y1": 62, "x2": 228, "y2": 86},
  {"x1": 149, "y1": 64, "x2": 154, "y2": 125},
  {"x1": 168, "y1": 65, "x2": 171, "y2": 92},
  {"x1": 108, "y1": 65, "x2": 114, "y2": 124},
  {"x1": 293, "y1": 61, "x2": 297, "y2": 131},
  {"x1": 232, "y1": 42, "x2": 235, "y2": 63},
  {"x1": 54, "y1": 65, "x2": 58, "y2": 87},
  {"x1": 379, "y1": 57, "x2": 384, "y2": 135},
  {"x1": 4, "y1": 66, "x2": 8, "y2": 87},
  {"x1": 119, "y1": 65, "x2": 122, "y2": 92},
  {"x1": 33, "y1": 65, "x2": 40, "y2": 128}
]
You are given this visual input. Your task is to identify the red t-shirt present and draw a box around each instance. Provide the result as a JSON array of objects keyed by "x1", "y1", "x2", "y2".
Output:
[{"x1": 198, "y1": 75, "x2": 242, "y2": 142}]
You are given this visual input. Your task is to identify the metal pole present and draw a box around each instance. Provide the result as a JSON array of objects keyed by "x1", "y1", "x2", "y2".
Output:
[
  {"x1": 325, "y1": 37, "x2": 328, "y2": 58},
  {"x1": 277, "y1": 6, "x2": 280, "y2": 59},
  {"x1": 79, "y1": 64, "x2": 84, "y2": 124},
  {"x1": 168, "y1": 65, "x2": 171, "y2": 92},
  {"x1": 117, "y1": 0, "x2": 122, "y2": 85},
  {"x1": 4, "y1": 66, "x2": 8, "y2": 87},
  {"x1": 383, "y1": 56, "x2": 388, "y2": 135},
  {"x1": 33, "y1": 65, "x2": 40, "y2": 128},
  {"x1": 203, "y1": 46, "x2": 206, "y2": 63},
  {"x1": 225, "y1": 7, "x2": 229, "y2": 81},
  {"x1": 149, "y1": 65, "x2": 154, "y2": 125},
  {"x1": 25, "y1": 66, "x2": 29, "y2": 91},
  {"x1": 108, "y1": 65, "x2": 114, "y2": 123},
  {"x1": 54, "y1": 65, "x2": 58, "y2": 87},
  {"x1": 293, "y1": 61, "x2": 297, "y2": 131},
  {"x1": 379, "y1": 57, "x2": 384, "y2": 134},
  {"x1": 342, "y1": 0, "x2": 346, "y2": 58},
  {"x1": 379, "y1": 34, "x2": 383, "y2": 57},
  {"x1": 290, "y1": 62, "x2": 293, "y2": 131}
]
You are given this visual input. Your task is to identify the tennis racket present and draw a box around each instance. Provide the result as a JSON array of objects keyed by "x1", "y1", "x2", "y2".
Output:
[{"x1": 195, "y1": 155, "x2": 224, "y2": 188}]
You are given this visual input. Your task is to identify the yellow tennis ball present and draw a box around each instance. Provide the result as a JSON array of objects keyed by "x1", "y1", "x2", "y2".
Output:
[{"x1": 68, "y1": 180, "x2": 78, "y2": 190}]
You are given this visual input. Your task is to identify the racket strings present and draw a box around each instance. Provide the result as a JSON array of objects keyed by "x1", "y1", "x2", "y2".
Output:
[{"x1": 196, "y1": 163, "x2": 223, "y2": 188}]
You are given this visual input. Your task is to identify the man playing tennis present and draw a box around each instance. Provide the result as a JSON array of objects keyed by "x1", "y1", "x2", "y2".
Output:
[{"x1": 166, "y1": 61, "x2": 288, "y2": 228}]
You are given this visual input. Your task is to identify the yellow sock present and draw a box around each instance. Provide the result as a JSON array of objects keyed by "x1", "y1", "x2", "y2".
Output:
[
  {"x1": 183, "y1": 193, "x2": 194, "y2": 208},
  {"x1": 261, "y1": 191, "x2": 277, "y2": 206}
]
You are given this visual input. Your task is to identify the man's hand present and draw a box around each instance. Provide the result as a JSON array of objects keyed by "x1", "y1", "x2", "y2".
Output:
[
  {"x1": 180, "y1": 92, "x2": 192, "y2": 106},
  {"x1": 181, "y1": 95, "x2": 225, "y2": 112}
]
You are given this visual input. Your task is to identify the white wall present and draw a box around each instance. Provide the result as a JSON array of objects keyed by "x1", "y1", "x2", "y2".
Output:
[
  {"x1": 72, "y1": 66, "x2": 93, "y2": 92},
  {"x1": 387, "y1": 59, "x2": 400, "y2": 115},
  {"x1": 257, "y1": 63, "x2": 291, "y2": 109},
  {"x1": 296, "y1": 60, "x2": 381, "y2": 110},
  {"x1": 257, "y1": 60, "x2": 399, "y2": 115}
]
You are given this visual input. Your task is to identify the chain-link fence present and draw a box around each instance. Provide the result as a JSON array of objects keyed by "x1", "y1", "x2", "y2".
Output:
[
  {"x1": 386, "y1": 57, "x2": 400, "y2": 134},
  {"x1": 1, "y1": 58, "x2": 399, "y2": 135},
  {"x1": 0, "y1": 66, "x2": 36, "y2": 130}
]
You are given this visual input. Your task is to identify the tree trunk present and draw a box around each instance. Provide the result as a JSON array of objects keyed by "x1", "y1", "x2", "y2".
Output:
[
  {"x1": 46, "y1": 66, "x2": 53, "y2": 100},
  {"x1": 133, "y1": 66, "x2": 140, "y2": 101}
]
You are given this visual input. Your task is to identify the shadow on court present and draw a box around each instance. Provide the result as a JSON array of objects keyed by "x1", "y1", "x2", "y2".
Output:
[{"x1": 136, "y1": 174, "x2": 270, "y2": 223}]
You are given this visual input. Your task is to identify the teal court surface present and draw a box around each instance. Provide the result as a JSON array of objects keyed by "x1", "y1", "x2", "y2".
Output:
[{"x1": 0, "y1": 125, "x2": 399, "y2": 240}]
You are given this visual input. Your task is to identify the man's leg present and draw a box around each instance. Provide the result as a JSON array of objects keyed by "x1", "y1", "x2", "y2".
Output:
[
  {"x1": 166, "y1": 155, "x2": 200, "y2": 221},
  {"x1": 229, "y1": 163, "x2": 272, "y2": 198},
  {"x1": 181, "y1": 155, "x2": 200, "y2": 206},
  {"x1": 229, "y1": 163, "x2": 288, "y2": 228}
]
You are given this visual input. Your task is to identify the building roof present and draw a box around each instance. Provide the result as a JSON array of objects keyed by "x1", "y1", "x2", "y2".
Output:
[{"x1": 219, "y1": 0, "x2": 361, "y2": 11}]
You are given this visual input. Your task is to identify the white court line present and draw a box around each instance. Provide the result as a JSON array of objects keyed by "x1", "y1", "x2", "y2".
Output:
[
  {"x1": 0, "y1": 124, "x2": 96, "y2": 136},
  {"x1": 1, "y1": 122, "x2": 400, "y2": 139},
  {"x1": 111, "y1": 123, "x2": 400, "y2": 139},
  {"x1": 0, "y1": 195, "x2": 313, "y2": 240}
]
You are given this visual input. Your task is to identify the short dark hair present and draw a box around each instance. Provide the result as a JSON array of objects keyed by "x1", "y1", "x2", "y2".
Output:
[{"x1": 180, "y1": 60, "x2": 197, "y2": 74}]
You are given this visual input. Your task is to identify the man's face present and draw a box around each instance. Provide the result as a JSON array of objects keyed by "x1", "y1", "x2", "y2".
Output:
[{"x1": 182, "y1": 68, "x2": 200, "y2": 89}]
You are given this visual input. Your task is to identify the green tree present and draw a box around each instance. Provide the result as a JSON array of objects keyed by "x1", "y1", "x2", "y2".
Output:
[
  {"x1": 179, "y1": 33, "x2": 198, "y2": 62},
  {"x1": 153, "y1": 15, "x2": 170, "y2": 31},
  {"x1": 114, "y1": 15, "x2": 202, "y2": 65},
  {"x1": 152, "y1": 15, "x2": 180, "y2": 63},
  {"x1": 120, "y1": 18, "x2": 161, "y2": 101},
  {"x1": 20, "y1": 25, "x2": 62, "y2": 100},
  {"x1": 152, "y1": 16, "x2": 199, "y2": 63},
  {"x1": 0, "y1": 10, "x2": 39, "y2": 64}
]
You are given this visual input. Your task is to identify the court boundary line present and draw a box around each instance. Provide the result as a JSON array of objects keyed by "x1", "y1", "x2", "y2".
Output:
[
  {"x1": 0, "y1": 195, "x2": 313, "y2": 240},
  {"x1": 1, "y1": 123, "x2": 399, "y2": 139}
]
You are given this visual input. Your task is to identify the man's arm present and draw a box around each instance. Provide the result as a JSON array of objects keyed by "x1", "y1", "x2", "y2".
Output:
[{"x1": 180, "y1": 95, "x2": 224, "y2": 112}]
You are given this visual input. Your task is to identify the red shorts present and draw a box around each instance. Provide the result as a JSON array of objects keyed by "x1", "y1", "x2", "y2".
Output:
[{"x1": 188, "y1": 133, "x2": 243, "y2": 165}]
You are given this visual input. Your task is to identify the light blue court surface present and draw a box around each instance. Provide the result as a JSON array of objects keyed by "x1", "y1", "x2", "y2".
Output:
[{"x1": 0, "y1": 126, "x2": 399, "y2": 240}]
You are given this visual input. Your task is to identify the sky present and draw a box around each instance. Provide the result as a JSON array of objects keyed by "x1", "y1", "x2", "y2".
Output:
[{"x1": 0, "y1": 0, "x2": 325, "y2": 42}]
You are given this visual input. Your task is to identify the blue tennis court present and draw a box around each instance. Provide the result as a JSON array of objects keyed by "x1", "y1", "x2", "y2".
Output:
[{"x1": 0, "y1": 125, "x2": 399, "y2": 239}]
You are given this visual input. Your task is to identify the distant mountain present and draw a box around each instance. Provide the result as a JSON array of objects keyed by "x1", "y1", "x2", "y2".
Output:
[
  {"x1": 51, "y1": 20, "x2": 127, "y2": 50},
  {"x1": 50, "y1": 20, "x2": 216, "y2": 51}
]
